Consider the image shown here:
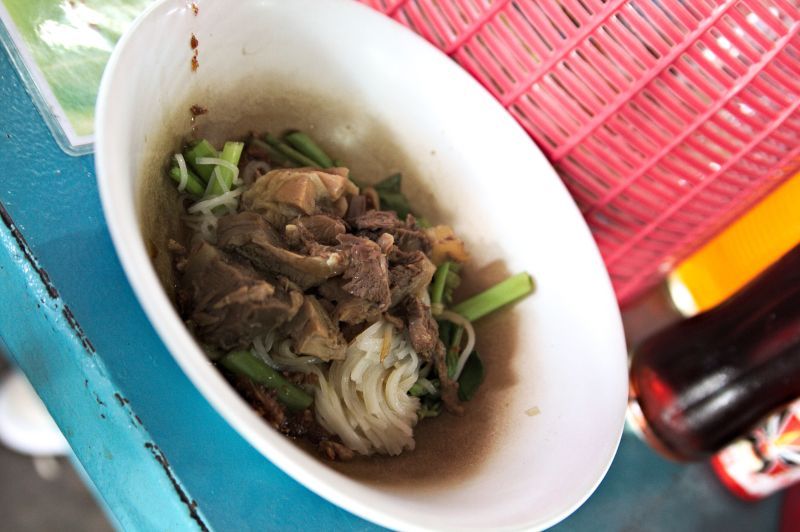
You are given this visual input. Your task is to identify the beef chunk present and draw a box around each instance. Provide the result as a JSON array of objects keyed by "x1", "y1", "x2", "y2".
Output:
[
  {"x1": 352, "y1": 210, "x2": 403, "y2": 232},
  {"x1": 179, "y1": 242, "x2": 303, "y2": 350},
  {"x1": 434, "y1": 341, "x2": 463, "y2": 415},
  {"x1": 285, "y1": 214, "x2": 347, "y2": 248},
  {"x1": 352, "y1": 210, "x2": 432, "y2": 254},
  {"x1": 233, "y1": 377, "x2": 288, "y2": 430},
  {"x1": 336, "y1": 234, "x2": 390, "y2": 310},
  {"x1": 319, "y1": 440, "x2": 354, "y2": 461},
  {"x1": 389, "y1": 251, "x2": 436, "y2": 306},
  {"x1": 218, "y1": 212, "x2": 346, "y2": 289},
  {"x1": 241, "y1": 168, "x2": 357, "y2": 226},
  {"x1": 346, "y1": 195, "x2": 367, "y2": 222},
  {"x1": 392, "y1": 227, "x2": 432, "y2": 254},
  {"x1": 232, "y1": 377, "x2": 338, "y2": 445},
  {"x1": 286, "y1": 296, "x2": 347, "y2": 361},
  {"x1": 316, "y1": 279, "x2": 382, "y2": 325},
  {"x1": 403, "y1": 296, "x2": 438, "y2": 356},
  {"x1": 336, "y1": 297, "x2": 383, "y2": 325}
]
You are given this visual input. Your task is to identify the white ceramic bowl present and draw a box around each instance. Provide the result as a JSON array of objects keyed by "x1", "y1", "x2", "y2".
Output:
[{"x1": 95, "y1": 0, "x2": 628, "y2": 530}]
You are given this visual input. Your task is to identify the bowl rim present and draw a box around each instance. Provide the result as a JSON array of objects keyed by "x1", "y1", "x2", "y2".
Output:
[{"x1": 94, "y1": 0, "x2": 628, "y2": 530}]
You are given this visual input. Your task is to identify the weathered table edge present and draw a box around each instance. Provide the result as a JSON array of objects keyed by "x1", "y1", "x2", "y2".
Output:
[{"x1": 0, "y1": 202, "x2": 210, "y2": 532}]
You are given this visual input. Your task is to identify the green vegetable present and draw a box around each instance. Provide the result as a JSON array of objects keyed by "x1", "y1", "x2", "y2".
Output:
[
  {"x1": 446, "y1": 326, "x2": 463, "y2": 379},
  {"x1": 443, "y1": 264, "x2": 462, "y2": 307},
  {"x1": 409, "y1": 378, "x2": 440, "y2": 397},
  {"x1": 451, "y1": 272, "x2": 535, "y2": 322},
  {"x1": 430, "y1": 261, "x2": 452, "y2": 309},
  {"x1": 409, "y1": 382, "x2": 427, "y2": 397},
  {"x1": 418, "y1": 398, "x2": 442, "y2": 419},
  {"x1": 264, "y1": 133, "x2": 319, "y2": 167},
  {"x1": 415, "y1": 217, "x2": 432, "y2": 228},
  {"x1": 183, "y1": 139, "x2": 218, "y2": 182},
  {"x1": 169, "y1": 165, "x2": 205, "y2": 198},
  {"x1": 249, "y1": 137, "x2": 292, "y2": 167},
  {"x1": 438, "y1": 318, "x2": 454, "y2": 345},
  {"x1": 457, "y1": 351, "x2": 484, "y2": 401},
  {"x1": 285, "y1": 131, "x2": 334, "y2": 168},
  {"x1": 220, "y1": 350, "x2": 313, "y2": 412},
  {"x1": 374, "y1": 173, "x2": 413, "y2": 219},
  {"x1": 206, "y1": 141, "x2": 244, "y2": 197}
]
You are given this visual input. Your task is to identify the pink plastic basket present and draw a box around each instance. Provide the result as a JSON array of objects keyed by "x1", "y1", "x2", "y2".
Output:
[{"x1": 360, "y1": 0, "x2": 800, "y2": 305}]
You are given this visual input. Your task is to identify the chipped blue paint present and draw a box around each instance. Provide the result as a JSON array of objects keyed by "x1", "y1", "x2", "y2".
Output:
[{"x1": 0, "y1": 205, "x2": 210, "y2": 531}]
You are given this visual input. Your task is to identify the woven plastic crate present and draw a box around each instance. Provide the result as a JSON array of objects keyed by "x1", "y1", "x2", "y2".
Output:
[{"x1": 360, "y1": 0, "x2": 800, "y2": 305}]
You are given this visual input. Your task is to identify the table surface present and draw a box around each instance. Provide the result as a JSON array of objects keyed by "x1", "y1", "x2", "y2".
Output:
[{"x1": 0, "y1": 43, "x2": 785, "y2": 531}]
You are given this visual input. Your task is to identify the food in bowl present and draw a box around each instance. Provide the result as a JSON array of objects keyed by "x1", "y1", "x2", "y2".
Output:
[{"x1": 165, "y1": 130, "x2": 534, "y2": 459}]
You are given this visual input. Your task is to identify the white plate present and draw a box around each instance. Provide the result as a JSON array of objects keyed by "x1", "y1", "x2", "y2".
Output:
[{"x1": 95, "y1": 0, "x2": 628, "y2": 530}]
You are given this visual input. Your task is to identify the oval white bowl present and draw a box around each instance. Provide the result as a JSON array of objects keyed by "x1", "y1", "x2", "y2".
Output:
[{"x1": 95, "y1": 0, "x2": 629, "y2": 530}]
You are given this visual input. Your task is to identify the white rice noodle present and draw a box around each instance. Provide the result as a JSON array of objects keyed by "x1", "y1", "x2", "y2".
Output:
[
  {"x1": 196, "y1": 156, "x2": 240, "y2": 189},
  {"x1": 242, "y1": 160, "x2": 271, "y2": 186},
  {"x1": 174, "y1": 153, "x2": 189, "y2": 192},
  {"x1": 187, "y1": 187, "x2": 242, "y2": 215},
  {"x1": 253, "y1": 336, "x2": 324, "y2": 372},
  {"x1": 438, "y1": 310, "x2": 476, "y2": 381},
  {"x1": 414, "y1": 377, "x2": 438, "y2": 395},
  {"x1": 314, "y1": 321, "x2": 421, "y2": 456}
]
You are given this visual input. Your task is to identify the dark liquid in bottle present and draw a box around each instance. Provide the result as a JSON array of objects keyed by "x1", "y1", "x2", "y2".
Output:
[{"x1": 629, "y1": 245, "x2": 800, "y2": 461}]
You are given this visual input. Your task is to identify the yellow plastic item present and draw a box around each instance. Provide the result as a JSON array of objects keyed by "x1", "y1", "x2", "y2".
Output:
[{"x1": 668, "y1": 173, "x2": 800, "y2": 315}]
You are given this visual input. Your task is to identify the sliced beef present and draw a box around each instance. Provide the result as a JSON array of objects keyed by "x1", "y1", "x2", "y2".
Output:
[
  {"x1": 285, "y1": 214, "x2": 346, "y2": 247},
  {"x1": 389, "y1": 251, "x2": 436, "y2": 306},
  {"x1": 376, "y1": 233, "x2": 394, "y2": 255},
  {"x1": 179, "y1": 242, "x2": 302, "y2": 350},
  {"x1": 286, "y1": 296, "x2": 347, "y2": 361},
  {"x1": 434, "y1": 341, "x2": 463, "y2": 415},
  {"x1": 392, "y1": 227, "x2": 432, "y2": 254},
  {"x1": 232, "y1": 376, "x2": 340, "y2": 449},
  {"x1": 382, "y1": 312, "x2": 405, "y2": 331},
  {"x1": 352, "y1": 210, "x2": 432, "y2": 255},
  {"x1": 317, "y1": 279, "x2": 382, "y2": 325},
  {"x1": 241, "y1": 168, "x2": 357, "y2": 226},
  {"x1": 336, "y1": 234, "x2": 391, "y2": 310},
  {"x1": 218, "y1": 211, "x2": 346, "y2": 289},
  {"x1": 402, "y1": 296, "x2": 438, "y2": 357},
  {"x1": 345, "y1": 194, "x2": 367, "y2": 222},
  {"x1": 352, "y1": 210, "x2": 403, "y2": 232},
  {"x1": 336, "y1": 297, "x2": 382, "y2": 325},
  {"x1": 319, "y1": 440, "x2": 354, "y2": 461},
  {"x1": 233, "y1": 377, "x2": 288, "y2": 430}
]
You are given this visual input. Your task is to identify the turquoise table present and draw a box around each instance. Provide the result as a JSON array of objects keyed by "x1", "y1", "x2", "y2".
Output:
[{"x1": 0, "y1": 41, "x2": 784, "y2": 531}]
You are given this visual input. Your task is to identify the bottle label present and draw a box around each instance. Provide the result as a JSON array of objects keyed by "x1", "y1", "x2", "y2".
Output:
[{"x1": 712, "y1": 399, "x2": 800, "y2": 499}]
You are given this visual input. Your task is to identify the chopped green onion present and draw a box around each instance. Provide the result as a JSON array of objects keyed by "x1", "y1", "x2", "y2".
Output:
[
  {"x1": 374, "y1": 173, "x2": 413, "y2": 218},
  {"x1": 220, "y1": 350, "x2": 313, "y2": 412},
  {"x1": 285, "y1": 131, "x2": 334, "y2": 168},
  {"x1": 169, "y1": 165, "x2": 205, "y2": 198},
  {"x1": 264, "y1": 133, "x2": 319, "y2": 167},
  {"x1": 415, "y1": 217, "x2": 432, "y2": 229},
  {"x1": 183, "y1": 139, "x2": 218, "y2": 182},
  {"x1": 430, "y1": 261, "x2": 452, "y2": 312},
  {"x1": 204, "y1": 141, "x2": 244, "y2": 197},
  {"x1": 249, "y1": 137, "x2": 292, "y2": 167},
  {"x1": 409, "y1": 382, "x2": 427, "y2": 397},
  {"x1": 446, "y1": 326, "x2": 464, "y2": 379},
  {"x1": 451, "y1": 272, "x2": 535, "y2": 322},
  {"x1": 418, "y1": 399, "x2": 442, "y2": 419}
]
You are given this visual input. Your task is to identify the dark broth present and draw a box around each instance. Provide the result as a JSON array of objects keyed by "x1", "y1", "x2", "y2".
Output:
[{"x1": 137, "y1": 81, "x2": 519, "y2": 488}]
